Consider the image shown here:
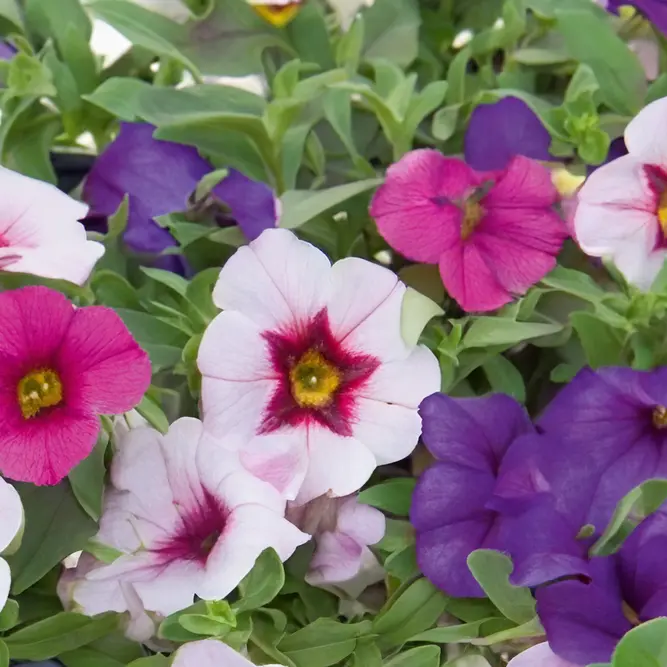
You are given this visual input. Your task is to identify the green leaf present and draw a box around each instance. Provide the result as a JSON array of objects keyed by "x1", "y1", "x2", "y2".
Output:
[
  {"x1": 68, "y1": 431, "x2": 109, "y2": 521},
  {"x1": 88, "y1": 0, "x2": 200, "y2": 76},
  {"x1": 336, "y1": 14, "x2": 364, "y2": 71},
  {"x1": 82, "y1": 77, "x2": 151, "y2": 121},
  {"x1": 432, "y1": 103, "x2": 462, "y2": 141},
  {"x1": 279, "y1": 620, "x2": 372, "y2": 667},
  {"x1": 0, "y1": 641, "x2": 7, "y2": 667},
  {"x1": 7, "y1": 483, "x2": 98, "y2": 594},
  {"x1": 0, "y1": 0, "x2": 23, "y2": 32},
  {"x1": 612, "y1": 617, "x2": 667, "y2": 667},
  {"x1": 91, "y1": 271, "x2": 142, "y2": 310},
  {"x1": 472, "y1": 616, "x2": 543, "y2": 646},
  {"x1": 384, "y1": 544, "x2": 419, "y2": 582},
  {"x1": 578, "y1": 128, "x2": 611, "y2": 165},
  {"x1": 358, "y1": 478, "x2": 415, "y2": 515},
  {"x1": 591, "y1": 479, "x2": 667, "y2": 556},
  {"x1": 571, "y1": 312, "x2": 625, "y2": 368},
  {"x1": 401, "y1": 286, "x2": 443, "y2": 347},
  {"x1": 127, "y1": 657, "x2": 170, "y2": 667},
  {"x1": 279, "y1": 179, "x2": 381, "y2": 229},
  {"x1": 6, "y1": 52, "x2": 56, "y2": 98},
  {"x1": 409, "y1": 619, "x2": 500, "y2": 643},
  {"x1": 362, "y1": 0, "x2": 420, "y2": 66},
  {"x1": 466, "y1": 550, "x2": 536, "y2": 624},
  {"x1": 0, "y1": 600, "x2": 19, "y2": 632},
  {"x1": 179, "y1": 613, "x2": 232, "y2": 637},
  {"x1": 234, "y1": 548, "x2": 285, "y2": 613},
  {"x1": 540, "y1": 265, "x2": 605, "y2": 302},
  {"x1": 555, "y1": 9, "x2": 646, "y2": 115},
  {"x1": 463, "y1": 318, "x2": 563, "y2": 348},
  {"x1": 115, "y1": 308, "x2": 189, "y2": 348},
  {"x1": 373, "y1": 578, "x2": 448, "y2": 648},
  {"x1": 482, "y1": 355, "x2": 526, "y2": 403},
  {"x1": 140, "y1": 267, "x2": 188, "y2": 297},
  {"x1": 350, "y1": 639, "x2": 382, "y2": 667},
  {"x1": 5, "y1": 612, "x2": 118, "y2": 661},
  {"x1": 135, "y1": 395, "x2": 169, "y2": 435},
  {"x1": 445, "y1": 47, "x2": 472, "y2": 104},
  {"x1": 159, "y1": 602, "x2": 207, "y2": 643},
  {"x1": 383, "y1": 645, "x2": 441, "y2": 667}
]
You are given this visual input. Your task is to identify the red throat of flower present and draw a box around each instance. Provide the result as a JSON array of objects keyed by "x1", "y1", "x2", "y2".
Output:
[
  {"x1": 261, "y1": 309, "x2": 380, "y2": 436},
  {"x1": 251, "y1": 2, "x2": 302, "y2": 27},
  {"x1": 645, "y1": 165, "x2": 667, "y2": 247}
]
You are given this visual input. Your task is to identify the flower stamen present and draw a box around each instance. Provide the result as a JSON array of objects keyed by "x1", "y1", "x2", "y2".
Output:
[
  {"x1": 622, "y1": 600, "x2": 641, "y2": 627},
  {"x1": 17, "y1": 368, "x2": 63, "y2": 419},
  {"x1": 461, "y1": 200, "x2": 485, "y2": 240},
  {"x1": 653, "y1": 405, "x2": 667, "y2": 429},
  {"x1": 658, "y1": 191, "x2": 667, "y2": 235},
  {"x1": 290, "y1": 349, "x2": 341, "y2": 408}
]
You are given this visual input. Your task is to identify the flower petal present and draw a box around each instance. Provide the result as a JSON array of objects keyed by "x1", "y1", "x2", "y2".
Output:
[
  {"x1": 58, "y1": 306, "x2": 151, "y2": 415},
  {"x1": 625, "y1": 96, "x2": 667, "y2": 165},
  {"x1": 370, "y1": 150, "x2": 479, "y2": 263},
  {"x1": 507, "y1": 643, "x2": 579, "y2": 667},
  {"x1": 0, "y1": 478, "x2": 22, "y2": 552},
  {"x1": 173, "y1": 639, "x2": 275, "y2": 667},
  {"x1": 213, "y1": 228, "x2": 331, "y2": 330}
]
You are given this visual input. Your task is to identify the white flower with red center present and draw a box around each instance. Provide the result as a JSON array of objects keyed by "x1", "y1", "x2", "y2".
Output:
[
  {"x1": 197, "y1": 229, "x2": 441, "y2": 504},
  {"x1": 0, "y1": 478, "x2": 22, "y2": 610},
  {"x1": 72, "y1": 417, "x2": 308, "y2": 617},
  {"x1": 172, "y1": 639, "x2": 281, "y2": 667},
  {"x1": 574, "y1": 96, "x2": 667, "y2": 289},
  {"x1": 0, "y1": 166, "x2": 104, "y2": 285}
]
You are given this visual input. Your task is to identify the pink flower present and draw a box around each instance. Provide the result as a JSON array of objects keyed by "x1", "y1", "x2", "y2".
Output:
[
  {"x1": 287, "y1": 495, "x2": 385, "y2": 595},
  {"x1": 172, "y1": 639, "x2": 281, "y2": 667},
  {"x1": 370, "y1": 151, "x2": 567, "y2": 312},
  {"x1": 0, "y1": 286, "x2": 150, "y2": 485},
  {"x1": 0, "y1": 478, "x2": 22, "y2": 610},
  {"x1": 573, "y1": 96, "x2": 667, "y2": 289},
  {"x1": 0, "y1": 166, "x2": 104, "y2": 284},
  {"x1": 508, "y1": 643, "x2": 581, "y2": 667},
  {"x1": 74, "y1": 418, "x2": 309, "y2": 617},
  {"x1": 197, "y1": 229, "x2": 440, "y2": 504}
]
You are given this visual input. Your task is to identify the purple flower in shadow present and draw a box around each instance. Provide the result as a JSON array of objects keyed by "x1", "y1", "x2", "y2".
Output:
[
  {"x1": 464, "y1": 97, "x2": 553, "y2": 171},
  {"x1": 83, "y1": 123, "x2": 278, "y2": 272},
  {"x1": 604, "y1": 0, "x2": 667, "y2": 35},
  {"x1": 537, "y1": 511, "x2": 667, "y2": 665}
]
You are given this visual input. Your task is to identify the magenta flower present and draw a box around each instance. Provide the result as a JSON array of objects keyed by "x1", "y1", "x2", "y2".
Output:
[
  {"x1": 0, "y1": 286, "x2": 151, "y2": 485},
  {"x1": 370, "y1": 151, "x2": 567, "y2": 312}
]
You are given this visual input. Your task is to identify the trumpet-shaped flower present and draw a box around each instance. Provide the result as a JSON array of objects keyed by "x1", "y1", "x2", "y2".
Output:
[
  {"x1": 0, "y1": 286, "x2": 150, "y2": 485},
  {"x1": 74, "y1": 418, "x2": 309, "y2": 617},
  {"x1": 370, "y1": 151, "x2": 566, "y2": 312},
  {"x1": 508, "y1": 643, "x2": 580, "y2": 667},
  {"x1": 0, "y1": 166, "x2": 103, "y2": 284},
  {"x1": 197, "y1": 228, "x2": 440, "y2": 504},
  {"x1": 573, "y1": 96, "x2": 667, "y2": 289},
  {"x1": 0, "y1": 478, "x2": 22, "y2": 610},
  {"x1": 172, "y1": 639, "x2": 281, "y2": 667}
]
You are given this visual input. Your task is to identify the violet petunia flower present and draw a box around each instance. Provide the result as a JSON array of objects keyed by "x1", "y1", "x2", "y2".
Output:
[
  {"x1": 539, "y1": 366, "x2": 667, "y2": 532},
  {"x1": 83, "y1": 122, "x2": 278, "y2": 270},
  {"x1": 464, "y1": 97, "x2": 553, "y2": 171},
  {"x1": 0, "y1": 41, "x2": 16, "y2": 61},
  {"x1": 410, "y1": 392, "x2": 536, "y2": 596},
  {"x1": 537, "y1": 511, "x2": 667, "y2": 665},
  {"x1": 602, "y1": 0, "x2": 667, "y2": 36}
]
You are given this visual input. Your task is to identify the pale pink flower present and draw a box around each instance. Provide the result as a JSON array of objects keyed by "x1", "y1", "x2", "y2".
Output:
[
  {"x1": 0, "y1": 478, "x2": 22, "y2": 610},
  {"x1": 370, "y1": 151, "x2": 567, "y2": 312},
  {"x1": 0, "y1": 166, "x2": 103, "y2": 284},
  {"x1": 197, "y1": 228, "x2": 440, "y2": 504},
  {"x1": 287, "y1": 495, "x2": 385, "y2": 595},
  {"x1": 172, "y1": 639, "x2": 281, "y2": 667},
  {"x1": 73, "y1": 418, "x2": 308, "y2": 617},
  {"x1": 508, "y1": 643, "x2": 581, "y2": 667},
  {"x1": 574, "y1": 96, "x2": 667, "y2": 289}
]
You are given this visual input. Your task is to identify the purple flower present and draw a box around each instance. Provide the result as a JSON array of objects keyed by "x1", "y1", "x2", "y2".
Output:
[
  {"x1": 0, "y1": 41, "x2": 16, "y2": 60},
  {"x1": 537, "y1": 511, "x2": 667, "y2": 665},
  {"x1": 539, "y1": 367, "x2": 667, "y2": 532},
  {"x1": 83, "y1": 122, "x2": 277, "y2": 269},
  {"x1": 464, "y1": 97, "x2": 553, "y2": 171},
  {"x1": 410, "y1": 393, "x2": 536, "y2": 596},
  {"x1": 604, "y1": 0, "x2": 667, "y2": 35}
]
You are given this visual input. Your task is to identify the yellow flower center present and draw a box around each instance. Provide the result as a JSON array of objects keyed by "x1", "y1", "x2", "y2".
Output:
[
  {"x1": 289, "y1": 349, "x2": 341, "y2": 408},
  {"x1": 461, "y1": 200, "x2": 485, "y2": 240},
  {"x1": 17, "y1": 368, "x2": 63, "y2": 419},
  {"x1": 653, "y1": 405, "x2": 667, "y2": 429},
  {"x1": 251, "y1": 3, "x2": 301, "y2": 27},
  {"x1": 658, "y1": 191, "x2": 667, "y2": 236}
]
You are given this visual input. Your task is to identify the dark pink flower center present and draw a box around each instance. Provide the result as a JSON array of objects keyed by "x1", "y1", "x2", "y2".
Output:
[
  {"x1": 644, "y1": 165, "x2": 667, "y2": 249},
  {"x1": 260, "y1": 309, "x2": 380, "y2": 437},
  {"x1": 153, "y1": 490, "x2": 229, "y2": 565}
]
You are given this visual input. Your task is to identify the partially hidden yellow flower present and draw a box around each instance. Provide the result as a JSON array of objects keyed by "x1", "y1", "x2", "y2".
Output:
[{"x1": 247, "y1": 0, "x2": 303, "y2": 27}]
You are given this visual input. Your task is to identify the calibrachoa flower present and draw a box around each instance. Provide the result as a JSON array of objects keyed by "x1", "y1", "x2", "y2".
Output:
[
  {"x1": 370, "y1": 151, "x2": 567, "y2": 312},
  {"x1": 74, "y1": 418, "x2": 308, "y2": 616},
  {"x1": 172, "y1": 639, "x2": 281, "y2": 667},
  {"x1": 539, "y1": 366, "x2": 667, "y2": 530},
  {"x1": 573, "y1": 96, "x2": 667, "y2": 289},
  {"x1": 286, "y1": 494, "x2": 385, "y2": 593},
  {"x1": 0, "y1": 286, "x2": 150, "y2": 485},
  {"x1": 412, "y1": 393, "x2": 595, "y2": 595},
  {"x1": 597, "y1": 0, "x2": 667, "y2": 36},
  {"x1": 508, "y1": 643, "x2": 579, "y2": 667},
  {"x1": 197, "y1": 228, "x2": 440, "y2": 504},
  {"x1": 0, "y1": 478, "x2": 23, "y2": 610},
  {"x1": 464, "y1": 97, "x2": 553, "y2": 171},
  {"x1": 537, "y1": 511, "x2": 667, "y2": 665},
  {"x1": 247, "y1": 0, "x2": 303, "y2": 27},
  {"x1": 83, "y1": 123, "x2": 277, "y2": 270},
  {"x1": 0, "y1": 166, "x2": 103, "y2": 285}
]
